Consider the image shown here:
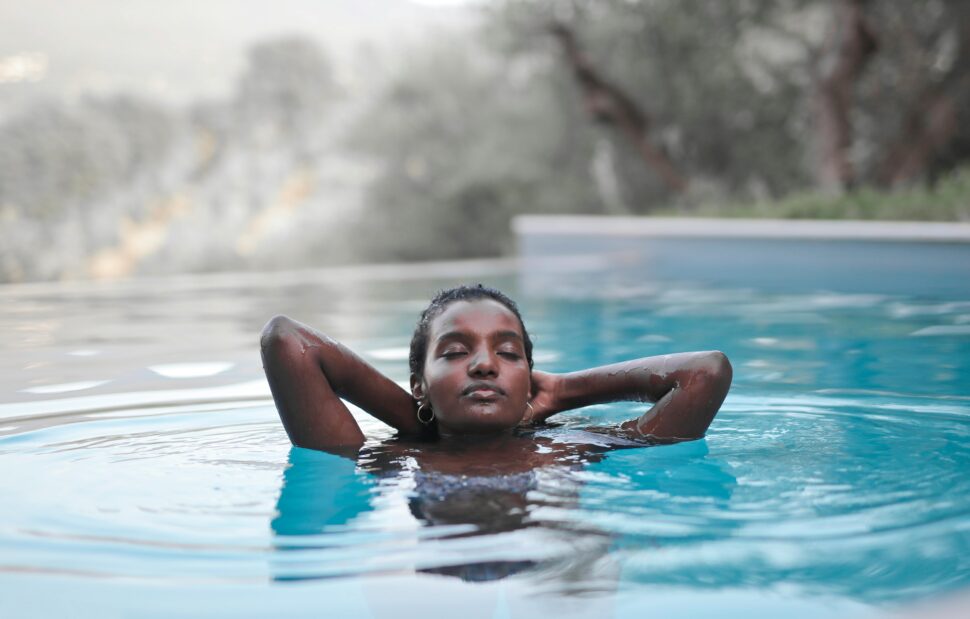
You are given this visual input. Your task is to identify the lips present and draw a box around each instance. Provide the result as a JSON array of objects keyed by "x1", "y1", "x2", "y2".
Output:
[{"x1": 461, "y1": 381, "x2": 506, "y2": 398}]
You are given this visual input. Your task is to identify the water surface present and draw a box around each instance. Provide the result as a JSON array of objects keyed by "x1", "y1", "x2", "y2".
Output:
[{"x1": 1, "y1": 261, "x2": 968, "y2": 618}]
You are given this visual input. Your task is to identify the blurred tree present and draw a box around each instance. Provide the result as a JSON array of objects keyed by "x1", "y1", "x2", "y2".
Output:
[
  {"x1": 813, "y1": 0, "x2": 878, "y2": 191},
  {"x1": 4, "y1": 5, "x2": 969, "y2": 282},
  {"x1": 0, "y1": 97, "x2": 174, "y2": 220},
  {"x1": 489, "y1": 0, "x2": 813, "y2": 207},
  {"x1": 489, "y1": 0, "x2": 970, "y2": 199},
  {"x1": 862, "y1": 1, "x2": 970, "y2": 188},
  {"x1": 346, "y1": 30, "x2": 601, "y2": 260},
  {"x1": 549, "y1": 22, "x2": 688, "y2": 194},
  {"x1": 0, "y1": 36, "x2": 343, "y2": 283},
  {"x1": 229, "y1": 36, "x2": 338, "y2": 235},
  {"x1": 808, "y1": 0, "x2": 970, "y2": 191},
  {"x1": 342, "y1": 0, "x2": 970, "y2": 267},
  {"x1": 234, "y1": 36, "x2": 337, "y2": 154},
  {"x1": 0, "y1": 96, "x2": 177, "y2": 281}
]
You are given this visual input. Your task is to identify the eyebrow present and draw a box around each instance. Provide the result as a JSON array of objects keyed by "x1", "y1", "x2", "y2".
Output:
[{"x1": 434, "y1": 330, "x2": 523, "y2": 344}]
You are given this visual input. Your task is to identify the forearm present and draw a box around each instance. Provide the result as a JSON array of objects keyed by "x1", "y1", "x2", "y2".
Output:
[
  {"x1": 260, "y1": 316, "x2": 422, "y2": 450},
  {"x1": 308, "y1": 333, "x2": 421, "y2": 434},
  {"x1": 555, "y1": 357, "x2": 681, "y2": 411},
  {"x1": 554, "y1": 351, "x2": 732, "y2": 440}
]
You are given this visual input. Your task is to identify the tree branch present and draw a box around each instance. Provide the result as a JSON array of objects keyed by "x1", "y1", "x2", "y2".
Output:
[
  {"x1": 550, "y1": 22, "x2": 688, "y2": 194},
  {"x1": 814, "y1": 0, "x2": 878, "y2": 191},
  {"x1": 877, "y1": 15, "x2": 970, "y2": 186}
]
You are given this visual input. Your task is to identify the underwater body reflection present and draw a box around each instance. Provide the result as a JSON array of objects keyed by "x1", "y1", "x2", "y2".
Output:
[{"x1": 270, "y1": 429, "x2": 739, "y2": 586}]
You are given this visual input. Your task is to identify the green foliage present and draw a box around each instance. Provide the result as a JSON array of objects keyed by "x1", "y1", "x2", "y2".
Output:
[
  {"x1": 234, "y1": 37, "x2": 337, "y2": 145},
  {"x1": 4, "y1": 5, "x2": 970, "y2": 281},
  {"x1": 343, "y1": 0, "x2": 970, "y2": 265},
  {"x1": 345, "y1": 31, "x2": 602, "y2": 261},
  {"x1": 679, "y1": 165, "x2": 970, "y2": 221},
  {"x1": 0, "y1": 97, "x2": 175, "y2": 220},
  {"x1": 0, "y1": 36, "x2": 341, "y2": 282},
  {"x1": 487, "y1": 0, "x2": 814, "y2": 202},
  {"x1": 342, "y1": 1, "x2": 970, "y2": 262},
  {"x1": 344, "y1": 1, "x2": 825, "y2": 261}
]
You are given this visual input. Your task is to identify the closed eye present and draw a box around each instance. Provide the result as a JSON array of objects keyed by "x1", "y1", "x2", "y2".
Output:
[{"x1": 498, "y1": 351, "x2": 521, "y2": 360}]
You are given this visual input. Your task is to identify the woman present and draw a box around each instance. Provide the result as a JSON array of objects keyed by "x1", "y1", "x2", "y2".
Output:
[
  {"x1": 263, "y1": 284, "x2": 733, "y2": 582},
  {"x1": 260, "y1": 284, "x2": 732, "y2": 454}
]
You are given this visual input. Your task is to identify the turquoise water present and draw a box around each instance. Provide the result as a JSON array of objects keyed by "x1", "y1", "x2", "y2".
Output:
[{"x1": 1, "y1": 262, "x2": 968, "y2": 618}]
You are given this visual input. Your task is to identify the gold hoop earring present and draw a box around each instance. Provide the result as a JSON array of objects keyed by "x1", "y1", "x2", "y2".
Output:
[{"x1": 416, "y1": 401, "x2": 435, "y2": 425}]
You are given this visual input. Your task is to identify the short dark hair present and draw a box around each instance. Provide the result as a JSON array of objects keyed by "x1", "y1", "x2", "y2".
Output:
[{"x1": 409, "y1": 284, "x2": 534, "y2": 380}]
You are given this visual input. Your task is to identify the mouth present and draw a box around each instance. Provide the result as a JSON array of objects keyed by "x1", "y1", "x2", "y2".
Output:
[{"x1": 461, "y1": 381, "x2": 506, "y2": 399}]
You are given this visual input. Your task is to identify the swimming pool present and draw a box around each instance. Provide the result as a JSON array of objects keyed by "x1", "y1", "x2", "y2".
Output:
[{"x1": 1, "y1": 255, "x2": 968, "y2": 618}]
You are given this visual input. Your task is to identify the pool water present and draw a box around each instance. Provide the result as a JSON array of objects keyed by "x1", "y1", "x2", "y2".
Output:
[{"x1": 1, "y1": 261, "x2": 968, "y2": 618}]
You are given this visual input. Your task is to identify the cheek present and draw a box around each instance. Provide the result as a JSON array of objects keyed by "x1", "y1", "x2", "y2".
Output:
[
  {"x1": 510, "y1": 369, "x2": 532, "y2": 401},
  {"x1": 423, "y1": 367, "x2": 460, "y2": 401}
]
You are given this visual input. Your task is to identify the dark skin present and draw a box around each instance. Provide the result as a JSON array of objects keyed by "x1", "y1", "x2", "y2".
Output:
[{"x1": 260, "y1": 299, "x2": 733, "y2": 470}]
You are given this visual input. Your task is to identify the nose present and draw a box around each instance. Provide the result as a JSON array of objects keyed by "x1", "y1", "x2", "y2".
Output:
[{"x1": 467, "y1": 348, "x2": 497, "y2": 378}]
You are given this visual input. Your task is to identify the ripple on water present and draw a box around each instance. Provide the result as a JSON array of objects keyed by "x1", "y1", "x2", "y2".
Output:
[{"x1": 0, "y1": 389, "x2": 968, "y2": 604}]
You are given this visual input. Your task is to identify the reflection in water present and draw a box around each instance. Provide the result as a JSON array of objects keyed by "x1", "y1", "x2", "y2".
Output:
[
  {"x1": 407, "y1": 467, "x2": 539, "y2": 582},
  {"x1": 271, "y1": 448, "x2": 375, "y2": 537},
  {"x1": 271, "y1": 433, "x2": 738, "y2": 587}
]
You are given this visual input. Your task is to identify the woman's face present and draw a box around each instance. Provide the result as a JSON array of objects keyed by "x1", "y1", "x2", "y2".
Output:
[{"x1": 414, "y1": 299, "x2": 532, "y2": 435}]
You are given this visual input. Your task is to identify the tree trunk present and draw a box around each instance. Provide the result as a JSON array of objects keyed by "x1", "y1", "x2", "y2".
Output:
[
  {"x1": 877, "y1": 10, "x2": 970, "y2": 187},
  {"x1": 814, "y1": 0, "x2": 877, "y2": 192},
  {"x1": 550, "y1": 23, "x2": 688, "y2": 194},
  {"x1": 877, "y1": 90, "x2": 959, "y2": 187}
]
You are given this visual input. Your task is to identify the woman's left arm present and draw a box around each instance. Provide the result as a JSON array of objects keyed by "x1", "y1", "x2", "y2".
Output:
[{"x1": 525, "y1": 351, "x2": 732, "y2": 441}]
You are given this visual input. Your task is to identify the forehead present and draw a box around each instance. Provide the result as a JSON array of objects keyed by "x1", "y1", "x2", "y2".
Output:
[{"x1": 428, "y1": 299, "x2": 523, "y2": 340}]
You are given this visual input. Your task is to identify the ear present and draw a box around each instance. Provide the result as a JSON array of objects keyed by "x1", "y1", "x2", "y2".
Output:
[{"x1": 410, "y1": 374, "x2": 425, "y2": 401}]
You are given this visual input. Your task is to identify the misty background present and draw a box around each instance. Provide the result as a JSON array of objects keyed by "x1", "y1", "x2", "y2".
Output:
[{"x1": 2, "y1": 0, "x2": 969, "y2": 283}]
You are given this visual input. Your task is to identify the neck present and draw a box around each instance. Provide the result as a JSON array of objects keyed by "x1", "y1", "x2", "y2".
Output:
[{"x1": 436, "y1": 427, "x2": 517, "y2": 446}]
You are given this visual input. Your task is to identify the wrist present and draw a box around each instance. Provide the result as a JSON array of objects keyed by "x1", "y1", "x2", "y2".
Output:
[
  {"x1": 548, "y1": 373, "x2": 567, "y2": 414},
  {"x1": 554, "y1": 371, "x2": 586, "y2": 412}
]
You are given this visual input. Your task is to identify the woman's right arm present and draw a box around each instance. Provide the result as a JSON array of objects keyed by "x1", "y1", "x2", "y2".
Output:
[{"x1": 260, "y1": 315, "x2": 424, "y2": 452}]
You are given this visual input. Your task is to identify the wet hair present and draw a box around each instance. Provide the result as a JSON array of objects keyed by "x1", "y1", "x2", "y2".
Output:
[{"x1": 409, "y1": 284, "x2": 534, "y2": 380}]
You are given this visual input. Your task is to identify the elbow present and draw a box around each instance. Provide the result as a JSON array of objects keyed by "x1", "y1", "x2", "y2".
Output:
[
  {"x1": 260, "y1": 315, "x2": 335, "y2": 367},
  {"x1": 684, "y1": 351, "x2": 732, "y2": 437},
  {"x1": 261, "y1": 315, "x2": 321, "y2": 364},
  {"x1": 697, "y1": 350, "x2": 732, "y2": 405},
  {"x1": 260, "y1": 314, "x2": 295, "y2": 352},
  {"x1": 707, "y1": 350, "x2": 733, "y2": 393}
]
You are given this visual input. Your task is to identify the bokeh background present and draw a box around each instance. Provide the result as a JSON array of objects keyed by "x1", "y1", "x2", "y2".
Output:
[{"x1": 2, "y1": 0, "x2": 969, "y2": 283}]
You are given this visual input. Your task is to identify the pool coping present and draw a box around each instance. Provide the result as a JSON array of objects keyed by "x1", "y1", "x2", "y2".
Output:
[{"x1": 513, "y1": 215, "x2": 970, "y2": 242}]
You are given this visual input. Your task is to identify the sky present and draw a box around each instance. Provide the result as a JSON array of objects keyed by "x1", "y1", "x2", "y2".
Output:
[{"x1": 0, "y1": 0, "x2": 474, "y2": 114}]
